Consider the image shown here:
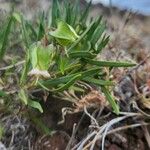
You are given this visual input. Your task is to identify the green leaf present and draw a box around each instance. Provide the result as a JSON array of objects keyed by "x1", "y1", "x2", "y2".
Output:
[
  {"x1": 29, "y1": 43, "x2": 53, "y2": 71},
  {"x1": 13, "y1": 12, "x2": 22, "y2": 23},
  {"x1": 67, "y1": 20, "x2": 95, "y2": 52},
  {"x1": 18, "y1": 90, "x2": 43, "y2": 113},
  {"x1": 64, "y1": 2, "x2": 72, "y2": 25},
  {"x1": 64, "y1": 0, "x2": 79, "y2": 26},
  {"x1": 83, "y1": 58, "x2": 136, "y2": 67},
  {"x1": 70, "y1": 85, "x2": 85, "y2": 92},
  {"x1": 40, "y1": 74, "x2": 76, "y2": 87},
  {"x1": 25, "y1": 21, "x2": 38, "y2": 40},
  {"x1": 37, "y1": 12, "x2": 45, "y2": 40},
  {"x1": 20, "y1": 48, "x2": 30, "y2": 85},
  {"x1": 58, "y1": 56, "x2": 68, "y2": 75},
  {"x1": 56, "y1": 63, "x2": 81, "y2": 76},
  {"x1": 96, "y1": 34, "x2": 110, "y2": 53},
  {"x1": 80, "y1": 0, "x2": 92, "y2": 23},
  {"x1": 40, "y1": 67, "x2": 101, "y2": 87},
  {"x1": 49, "y1": 20, "x2": 79, "y2": 46},
  {"x1": 0, "y1": 90, "x2": 8, "y2": 97},
  {"x1": 69, "y1": 41, "x2": 91, "y2": 52},
  {"x1": 37, "y1": 44, "x2": 53, "y2": 70},
  {"x1": 68, "y1": 51, "x2": 96, "y2": 59},
  {"x1": 83, "y1": 77, "x2": 114, "y2": 86},
  {"x1": 0, "y1": 124, "x2": 4, "y2": 140},
  {"x1": 31, "y1": 116, "x2": 51, "y2": 135},
  {"x1": 28, "y1": 99, "x2": 43, "y2": 113},
  {"x1": 71, "y1": 0, "x2": 80, "y2": 26},
  {"x1": 91, "y1": 23, "x2": 105, "y2": 46},
  {"x1": 51, "y1": 0, "x2": 60, "y2": 27},
  {"x1": 53, "y1": 74, "x2": 81, "y2": 92},
  {"x1": 86, "y1": 16, "x2": 102, "y2": 41},
  {"x1": 0, "y1": 15, "x2": 13, "y2": 60},
  {"x1": 18, "y1": 89, "x2": 28, "y2": 105},
  {"x1": 21, "y1": 16, "x2": 30, "y2": 48},
  {"x1": 81, "y1": 67, "x2": 101, "y2": 78},
  {"x1": 29, "y1": 43, "x2": 38, "y2": 69},
  {"x1": 101, "y1": 86, "x2": 119, "y2": 114}
]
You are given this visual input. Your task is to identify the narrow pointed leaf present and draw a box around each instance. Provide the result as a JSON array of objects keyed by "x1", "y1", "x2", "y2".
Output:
[
  {"x1": 84, "y1": 58, "x2": 136, "y2": 67},
  {"x1": 26, "y1": 21, "x2": 38, "y2": 39},
  {"x1": 37, "y1": 12, "x2": 45, "y2": 40},
  {"x1": 96, "y1": 34, "x2": 110, "y2": 53},
  {"x1": 0, "y1": 15, "x2": 13, "y2": 59},
  {"x1": 86, "y1": 16, "x2": 102, "y2": 41},
  {"x1": 53, "y1": 74, "x2": 81, "y2": 92},
  {"x1": 68, "y1": 51, "x2": 96, "y2": 59},
  {"x1": 21, "y1": 17, "x2": 30, "y2": 48},
  {"x1": 101, "y1": 86, "x2": 119, "y2": 114},
  {"x1": 40, "y1": 67, "x2": 101, "y2": 87},
  {"x1": 20, "y1": 49, "x2": 30, "y2": 85},
  {"x1": 91, "y1": 23, "x2": 105, "y2": 46},
  {"x1": 68, "y1": 21, "x2": 95, "y2": 52},
  {"x1": 80, "y1": 0, "x2": 92, "y2": 23},
  {"x1": 83, "y1": 77, "x2": 114, "y2": 86},
  {"x1": 58, "y1": 56, "x2": 68, "y2": 75},
  {"x1": 51, "y1": 0, "x2": 60, "y2": 27},
  {"x1": 29, "y1": 43, "x2": 38, "y2": 69},
  {"x1": 71, "y1": 0, "x2": 80, "y2": 26}
]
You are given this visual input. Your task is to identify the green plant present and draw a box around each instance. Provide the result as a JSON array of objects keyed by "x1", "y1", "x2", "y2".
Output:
[
  {"x1": 0, "y1": 124, "x2": 4, "y2": 140},
  {"x1": 1, "y1": 0, "x2": 136, "y2": 114},
  {"x1": 0, "y1": 11, "x2": 13, "y2": 60}
]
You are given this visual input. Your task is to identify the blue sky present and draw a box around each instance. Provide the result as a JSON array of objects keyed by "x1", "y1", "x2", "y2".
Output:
[{"x1": 89, "y1": 0, "x2": 150, "y2": 15}]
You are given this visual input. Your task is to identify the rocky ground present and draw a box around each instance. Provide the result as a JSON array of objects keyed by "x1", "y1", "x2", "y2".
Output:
[{"x1": 0, "y1": 0, "x2": 150, "y2": 150}]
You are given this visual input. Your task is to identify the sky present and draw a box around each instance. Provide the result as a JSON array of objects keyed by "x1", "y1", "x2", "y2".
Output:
[{"x1": 89, "y1": 0, "x2": 150, "y2": 15}]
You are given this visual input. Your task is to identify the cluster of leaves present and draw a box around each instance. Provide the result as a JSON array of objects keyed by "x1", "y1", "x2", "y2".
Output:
[{"x1": 0, "y1": 0, "x2": 136, "y2": 114}]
